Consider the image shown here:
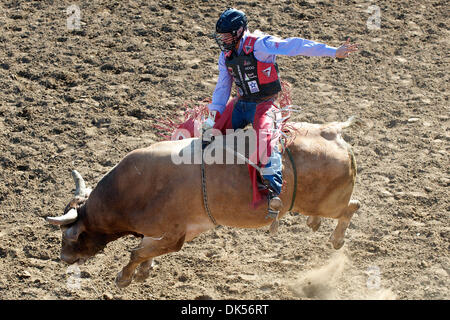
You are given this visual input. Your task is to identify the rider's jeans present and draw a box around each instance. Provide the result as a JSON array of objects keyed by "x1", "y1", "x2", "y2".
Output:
[{"x1": 231, "y1": 99, "x2": 283, "y2": 196}]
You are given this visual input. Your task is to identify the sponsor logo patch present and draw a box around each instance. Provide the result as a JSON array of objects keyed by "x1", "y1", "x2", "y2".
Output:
[
  {"x1": 262, "y1": 66, "x2": 272, "y2": 78},
  {"x1": 243, "y1": 37, "x2": 256, "y2": 54},
  {"x1": 246, "y1": 72, "x2": 257, "y2": 79},
  {"x1": 257, "y1": 61, "x2": 278, "y2": 84},
  {"x1": 248, "y1": 80, "x2": 260, "y2": 93}
]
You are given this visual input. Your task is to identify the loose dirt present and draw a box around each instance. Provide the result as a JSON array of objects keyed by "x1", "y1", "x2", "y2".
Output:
[{"x1": 0, "y1": 0, "x2": 448, "y2": 299}]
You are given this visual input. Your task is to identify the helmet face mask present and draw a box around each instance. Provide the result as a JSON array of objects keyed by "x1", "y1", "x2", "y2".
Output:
[
  {"x1": 214, "y1": 8, "x2": 247, "y2": 52},
  {"x1": 214, "y1": 26, "x2": 245, "y2": 52}
]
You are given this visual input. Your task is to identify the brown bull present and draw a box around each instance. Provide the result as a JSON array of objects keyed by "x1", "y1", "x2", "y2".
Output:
[{"x1": 46, "y1": 117, "x2": 361, "y2": 288}]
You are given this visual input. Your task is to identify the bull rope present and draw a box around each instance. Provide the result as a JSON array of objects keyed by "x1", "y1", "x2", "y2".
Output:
[
  {"x1": 285, "y1": 146, "x2": 297, "y2": 212},
  {"x1": 201, "y1": 147, "x2": 218, "y2": 226}
]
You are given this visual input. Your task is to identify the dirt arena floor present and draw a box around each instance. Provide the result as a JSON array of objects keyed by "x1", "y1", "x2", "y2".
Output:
[{"x1": 0, "y1": 0, "x2": 448, "y2": 300}]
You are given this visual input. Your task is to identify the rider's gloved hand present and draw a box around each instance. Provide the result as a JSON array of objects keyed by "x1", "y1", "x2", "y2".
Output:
[{"x1": 203, "y1": 110, "x2": 217, "y2": 131}]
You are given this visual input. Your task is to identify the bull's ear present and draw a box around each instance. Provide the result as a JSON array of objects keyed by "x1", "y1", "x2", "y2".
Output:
[{"x1": 64, "y1": 222, "x2": 85, "y2": 242}]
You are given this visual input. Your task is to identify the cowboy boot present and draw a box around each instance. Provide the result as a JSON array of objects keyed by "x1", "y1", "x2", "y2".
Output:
[{"x1": 266, "y1": 192, "x2": 283, "y2": 235}]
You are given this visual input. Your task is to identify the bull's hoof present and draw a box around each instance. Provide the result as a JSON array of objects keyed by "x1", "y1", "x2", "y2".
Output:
[
  {"x1": 329, "y1": 237, "x2": 345, "y2": 250},
  {"x1": 134, "y1": 270, "x2": 150, "y2": 282},
  {"x1": 306, "y1": 217, "x2": 321, "y2": 232},
  {"x1": 134, "y1": 260, "x2": 156, "y2": 282},
  {"x1": 115, "y1": 271, "x2": 133, "y2": 289},
  {"x1": 269, "y1": 220, "x2": 279, "y2": 235}
]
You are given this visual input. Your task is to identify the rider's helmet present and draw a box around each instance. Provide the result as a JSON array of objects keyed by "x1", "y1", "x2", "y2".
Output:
[{"x1": 214, "y1": 8, "x2": 248, "y2": 52}]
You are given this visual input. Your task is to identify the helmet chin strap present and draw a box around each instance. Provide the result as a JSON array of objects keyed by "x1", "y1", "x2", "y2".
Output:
[
  {"x1": 234, "y1": 27, "x2": 246, "y2": 42},
  {"x1": 229, "y1": 27, "x2": 247, "y2": 53}
]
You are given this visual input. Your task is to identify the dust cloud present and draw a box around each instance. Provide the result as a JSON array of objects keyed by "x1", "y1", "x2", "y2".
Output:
[{"x1": 289, "y1": 250, "x2": 396, "y2": 300}]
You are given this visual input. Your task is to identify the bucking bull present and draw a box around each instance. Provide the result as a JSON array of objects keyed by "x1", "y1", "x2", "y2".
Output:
[{"x1": 46, "y1": 116, "x2": 361, "y2": 288}]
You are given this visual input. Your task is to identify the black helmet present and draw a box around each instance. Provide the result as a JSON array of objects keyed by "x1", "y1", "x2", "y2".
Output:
[{"x1": 214, "y1": 8, "x2": 248, "y2": 52}]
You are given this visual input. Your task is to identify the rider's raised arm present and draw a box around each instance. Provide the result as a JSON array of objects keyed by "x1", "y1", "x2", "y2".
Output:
[
  {"x1": 208, "y1": 52, "x2": 233, "y2": 115},
  {"x1": 254, "y1": 34, "x2": 337, "y2": 62}
]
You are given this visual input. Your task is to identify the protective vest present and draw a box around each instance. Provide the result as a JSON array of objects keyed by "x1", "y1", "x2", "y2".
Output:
[{"x1": 225, "y1": 36, "x2": 282, "y2": 102}]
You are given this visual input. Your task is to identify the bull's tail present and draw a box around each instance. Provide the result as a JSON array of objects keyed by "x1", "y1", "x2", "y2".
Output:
[
  {"x1": 322, "y1": 116, "x2": 363, "y2": 136},
  {"x1": 339, "y1": 116, "x2": 363, "y2": 130}
]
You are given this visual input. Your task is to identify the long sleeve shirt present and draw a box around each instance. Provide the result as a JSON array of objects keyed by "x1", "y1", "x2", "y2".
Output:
[{"x1": 208, "y1": 30, "x2": 337, "y2": 114}]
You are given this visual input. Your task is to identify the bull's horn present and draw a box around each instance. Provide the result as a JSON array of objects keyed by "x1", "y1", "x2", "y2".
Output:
[
  {"x1": 46, "y1": 208, "x2": 78, "y2": 226},
  {"x1": 72, "y1": 170, "x2": 87, "y2": 197}
]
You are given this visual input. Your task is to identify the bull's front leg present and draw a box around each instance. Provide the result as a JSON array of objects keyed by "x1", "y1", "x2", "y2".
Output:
[
  {"x1": 115, "y1": 248, "x2": 148, "y2": 289},
  {"x1": 115, "y1": 233, "x2": 186, "y2": 288}
]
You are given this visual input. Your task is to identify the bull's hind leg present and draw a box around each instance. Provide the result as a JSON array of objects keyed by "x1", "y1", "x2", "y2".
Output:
[
  {"x1": 115, "y1": 233, "x2": 186, "y2": 288},
  {"x1": 329, "y1": 200, "x2": 360, "y2": 249},
  {"x1": 134, "y1": 259, "x2": 156, "y2": 282},
  {"x1": 306, "y1": 216, "x2": 322, "y2": 232}
]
